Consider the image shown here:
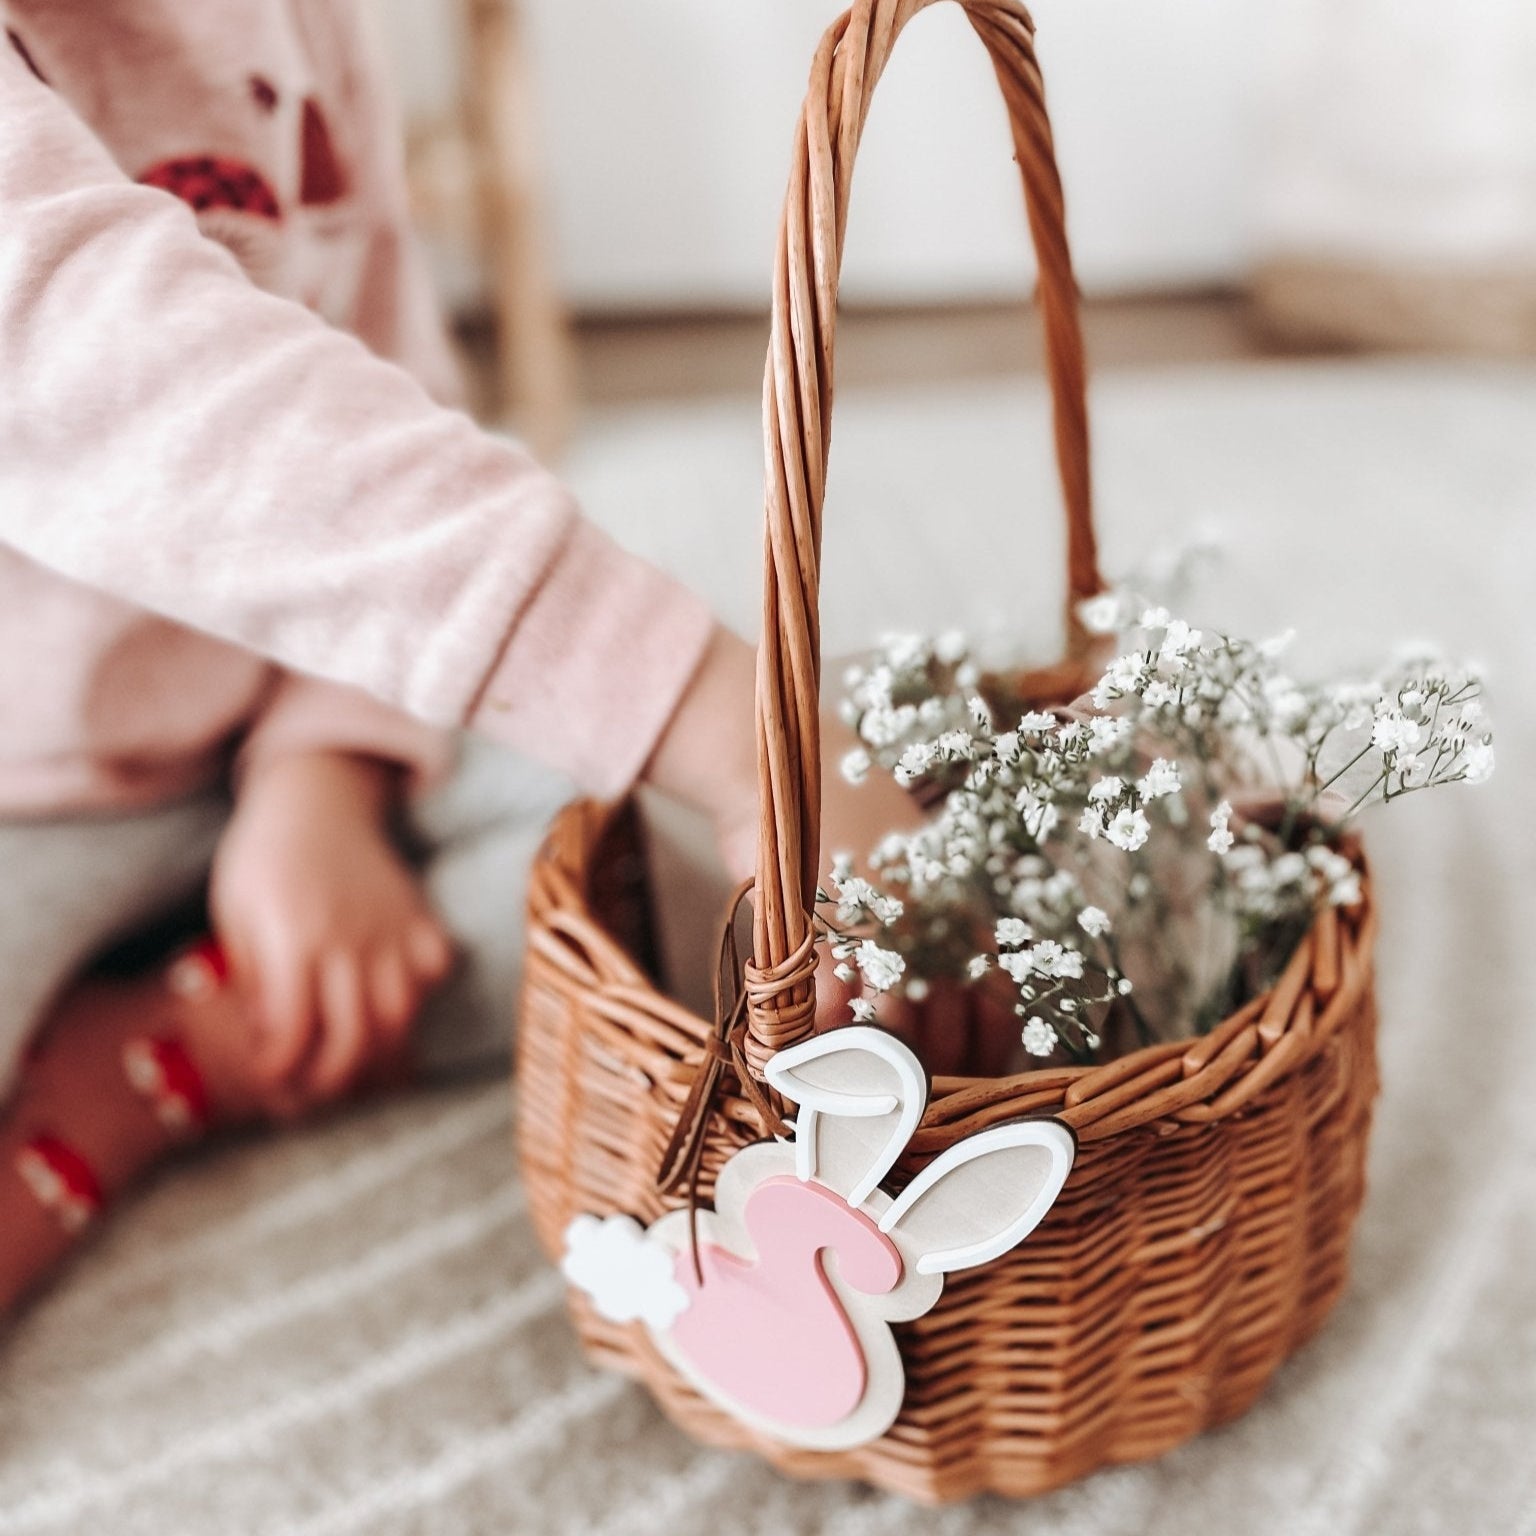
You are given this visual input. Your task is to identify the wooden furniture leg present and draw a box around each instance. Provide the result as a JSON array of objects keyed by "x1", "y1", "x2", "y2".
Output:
[{"x1": 463, "y1": 0, "x2": 576, "y2": 461}]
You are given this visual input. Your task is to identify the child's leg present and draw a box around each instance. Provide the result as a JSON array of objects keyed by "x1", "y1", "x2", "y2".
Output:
[
  {"x1": 0, "y1": 957, "x2": 271, "y2": 1311},
  {"x1": 400, "y1": 737, "x2": 573, "y2": 1080},
  {"x1": 0, "y1": 794, "x2": 244, "y2": 1312}
]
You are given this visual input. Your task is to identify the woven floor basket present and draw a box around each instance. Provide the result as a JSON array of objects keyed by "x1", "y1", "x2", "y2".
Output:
[{"x1": 518, "y1": 0, "x2": 1381, "y2": 1504}]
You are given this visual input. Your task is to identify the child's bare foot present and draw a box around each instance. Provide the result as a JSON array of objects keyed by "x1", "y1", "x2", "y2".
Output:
[{"x1": 0, "y1": 941, "x2": 268, "y2": 1316}]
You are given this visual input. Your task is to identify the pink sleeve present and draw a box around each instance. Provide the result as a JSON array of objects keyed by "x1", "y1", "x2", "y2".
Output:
[
  {"x1": 349, "y1": 215, "x2": 470, "y2": 411},
  {"x1": 239, "y1": 672, "x2": 458, "y2": 793},
  {"x1": 0, "y1": 47, "x2": 714, "y2": 798}
]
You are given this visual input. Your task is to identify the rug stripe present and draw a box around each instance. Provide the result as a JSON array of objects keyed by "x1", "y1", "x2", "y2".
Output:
[
  {"x1": 92, "y1": 1184, "x2": 526, "y2": 1392},
  {"x1": 78, "y1": 1092, "x2": 509, "y2": 1302},
  {"x1": 0, "y1": 1272, "x2": 563, "y2": 1533},
  {"x1": 277, "y1": 1372, "x2": 628, "y2": 1536}
]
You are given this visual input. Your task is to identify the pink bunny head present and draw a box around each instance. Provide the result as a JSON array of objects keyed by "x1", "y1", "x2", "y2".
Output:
[{"x1": 564, "y1": 1028, "x2": 1075, "y2": 1451}]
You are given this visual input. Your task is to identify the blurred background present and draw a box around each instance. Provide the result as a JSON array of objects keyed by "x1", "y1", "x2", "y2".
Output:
[
  {"x1": 371, "y1": 0, "x2": 1534, "y2": 1002},
  {"x1": 376, "y1": 0, "x2": 1536, "y2": 455}
]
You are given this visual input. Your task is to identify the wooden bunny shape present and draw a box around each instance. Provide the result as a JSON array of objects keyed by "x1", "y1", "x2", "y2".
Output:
[
  {"x1": 565, "y1": 1027, "x2": 1074, "y2": 1451},
  {"x1": 669, "y1": 1176, "x2": 903, "y2": 1429}
]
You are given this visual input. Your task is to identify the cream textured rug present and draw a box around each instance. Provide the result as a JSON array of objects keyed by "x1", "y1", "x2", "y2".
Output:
[{"x1": 3, "y1": 361, "x2": 1534, "y2": 1535}]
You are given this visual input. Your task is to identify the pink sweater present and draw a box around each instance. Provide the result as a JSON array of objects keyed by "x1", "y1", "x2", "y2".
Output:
[{"x1": 0, "y1": 0, "x2": 714, "y2": 814}]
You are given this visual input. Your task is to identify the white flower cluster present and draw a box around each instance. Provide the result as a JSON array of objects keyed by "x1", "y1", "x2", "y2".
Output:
[
  {"x1": 1363, "y1": 657, "x2": 1495, "y2": 796},
  {"x1": 1084, "y1": 609, "x2": 1494, "y2": 814},
  {"x1": 818, "y1": 603, "x2": 1494, "y2": 1065},
  {"x1": 838, "y1": 633, "x2": 978, "y2": 780},
  {"x1": 1208, "y1": 800, "x2": 1235, "y2": 855},
  {"x1": 826, "y1": 638, "x2": 1161, "y2": 1060},
  {"x1": 1221, "y1": 843, "x2": 1361, "y2": 923},
  {"x1": 819, "y1": 853, "x2": 908, "y2": 1017}
]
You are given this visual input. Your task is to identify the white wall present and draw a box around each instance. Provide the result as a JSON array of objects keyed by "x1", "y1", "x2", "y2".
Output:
[
  {"x1": 379, "y1": 0, "x2": 1263, "y2": 309},
  {"x1": 1255, "y1": 0, "x2": 1536, "y2": 264}
]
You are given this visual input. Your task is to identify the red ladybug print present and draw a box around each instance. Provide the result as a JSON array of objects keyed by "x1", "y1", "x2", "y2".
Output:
[
  {"x1": 299, "y1": 96, "x2": 346, "y2": 205},
  {"x1": 136, "y1": 94, "x2": 346, "y2": 220},
  {"x1": 248, "y1": 73, "x2": 279, "y2": 113},
  {"x1": 138, "y1": 155, "x2": 282, "y2": 220}
]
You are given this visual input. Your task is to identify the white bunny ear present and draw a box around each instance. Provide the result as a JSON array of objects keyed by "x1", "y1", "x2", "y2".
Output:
[
  {"x1": 764, "y1": 1027, "x2": 927, "y2": 1209},
  {"x1": 878, "y1": 1120, "x2": 1074, "y2": 1275}
]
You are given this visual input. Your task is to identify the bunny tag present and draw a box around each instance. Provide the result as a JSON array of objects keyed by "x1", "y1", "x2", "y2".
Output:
[{"x1": 562, "y1": 1027, "x2": 1074, "y2": 1450}]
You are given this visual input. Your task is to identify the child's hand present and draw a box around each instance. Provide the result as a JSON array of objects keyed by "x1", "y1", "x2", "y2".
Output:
[
  {"x1": 643, "y1": 627, "x2": 927, "y2": 1035},
  {"x1": 648, "y1": 628, "x2": 923, "y2": 880},
  {"x1": 209, "y1": 752, "x2": 454, "y2": 1116}
]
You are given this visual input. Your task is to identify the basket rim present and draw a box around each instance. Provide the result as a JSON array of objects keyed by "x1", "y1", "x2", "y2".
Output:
[{"x1": 528, "y1": 793, "x2": 1378, "y2": 1147}]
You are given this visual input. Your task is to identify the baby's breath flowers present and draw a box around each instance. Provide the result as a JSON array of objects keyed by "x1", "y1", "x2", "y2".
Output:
[{"x1": 817, "y1": 609, "x2": 1494, "y2": 1065}]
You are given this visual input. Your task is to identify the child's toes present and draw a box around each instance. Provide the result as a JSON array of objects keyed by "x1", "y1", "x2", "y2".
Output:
[
  {"x1": 0, "y1": 1129, "x2": 108, "y2": 1313},
  {"x1": 151, "y1": 938, "x2": 269, "y2": 1125}
]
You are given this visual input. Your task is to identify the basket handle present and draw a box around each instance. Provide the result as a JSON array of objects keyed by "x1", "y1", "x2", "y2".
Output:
[{"x1": 746, "y1": 0, "x2": 1103, "y2": 1073}]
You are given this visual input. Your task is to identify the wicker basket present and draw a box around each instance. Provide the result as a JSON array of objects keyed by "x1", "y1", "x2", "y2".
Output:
[{"x1": 518, "y1": 0, "x2": 1381, "y2": 1504}]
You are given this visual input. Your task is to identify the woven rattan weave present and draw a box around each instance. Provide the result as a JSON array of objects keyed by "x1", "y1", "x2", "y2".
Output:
[{"x1": 518, "y1": 0, "x2": 1380, "y2": 1503}]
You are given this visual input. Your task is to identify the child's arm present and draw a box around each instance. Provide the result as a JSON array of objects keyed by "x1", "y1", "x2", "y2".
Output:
[
  {"x1": 0, "y1": 50, "x2": 922, "y2": 1040},
  {"x1": 216, "y1": 636, "x2": 908, "y2": 1117},
  {"x1": 0, "y1": 45, "x2": 711, "y2": 802},
  {"x1": 643, "y1": 628, "x2": 920, "y2": 887}
]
